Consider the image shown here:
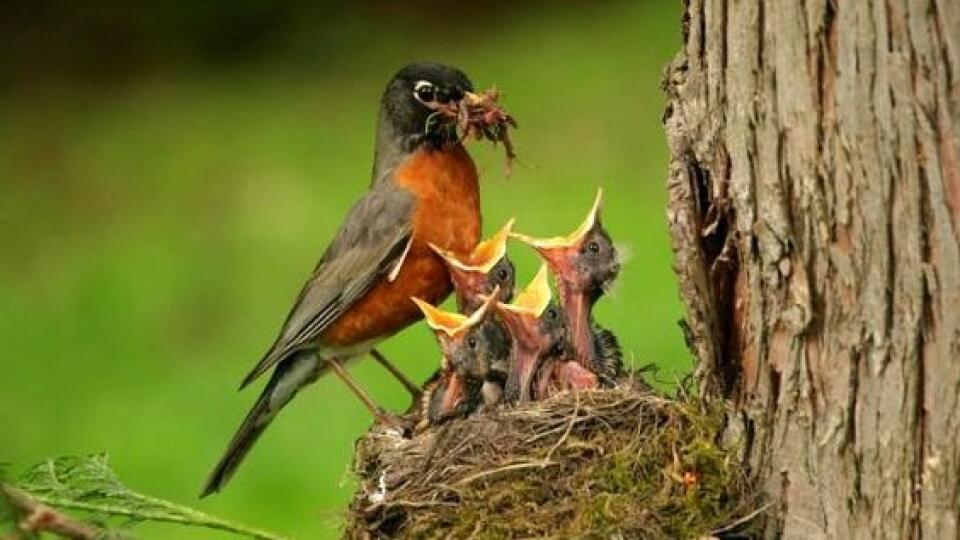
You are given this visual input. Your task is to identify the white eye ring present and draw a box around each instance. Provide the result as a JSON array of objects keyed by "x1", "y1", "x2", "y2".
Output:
[{"x1": 413, "y1": 80, "x2": 437, "y2": 104}]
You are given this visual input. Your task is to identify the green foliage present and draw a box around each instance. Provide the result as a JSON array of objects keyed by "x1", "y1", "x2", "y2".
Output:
[{"x1": 2, "y1": 454, "x2": 285, "y2": 540}]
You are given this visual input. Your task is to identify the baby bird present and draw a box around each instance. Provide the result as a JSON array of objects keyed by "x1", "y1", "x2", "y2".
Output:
[
  {"x1": 492, "y1": 265, "x2": 596, "y2": 402},
  {"x1": 422, "y1": 219, "x2": 517, "y2": 413},
  {"x1": 512, "y1": 189, "x2": 623, "y2": 385},
  {"x1": 430, "y1": 219, "x2": 516, "y2": 312},
  {"x1": 411, "y1": 291, "x2": 511, "y2": 426},
  {"x1": 530, "y1": 303, "x2": 599, "y2": 400}
]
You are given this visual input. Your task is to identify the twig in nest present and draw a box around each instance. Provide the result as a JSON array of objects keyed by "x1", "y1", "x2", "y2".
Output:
[
  {"x1": 542, "y1": 390, "x2": 580, "y2": 465},
  {"x1": 455, "y1": 461, "x2": 558, "y2": 487},
  {"x1": 2, "y1": 483, "x2": 102, "y2": 540},
  {"x1": 710, "y1": 503, "x2": 773, "y2": 535}
]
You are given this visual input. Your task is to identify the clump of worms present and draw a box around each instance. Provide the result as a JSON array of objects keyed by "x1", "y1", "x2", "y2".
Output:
[{"x1": 432, "y1": 87, "x2": 519, "y2": 174}]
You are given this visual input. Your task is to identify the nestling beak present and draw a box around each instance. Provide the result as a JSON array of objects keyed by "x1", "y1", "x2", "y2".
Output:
[
  {"x1": 412, "y1": 287, "x2": 495, "y2": 338},
  {"x1": 489, "y1": 265, "x2": 553, "y2": 401},
  {"x1": 493, "y1": 308, "x2": 541, "y2": 402},
  {"x1": 412, "y1": 287, "x2": 500, "y2": 359},
  {"x1": 510, "y1": 189, "x2": 604, "y2": 284},
  {"x1": 430, "y1": 218, "x2": 514, "y2": 273},
  {"x1": 430, "y1": 220, "x2": 515, "y2": 310}
]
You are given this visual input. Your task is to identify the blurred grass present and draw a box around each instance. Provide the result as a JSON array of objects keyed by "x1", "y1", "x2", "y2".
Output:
[{"x1": 0, "y1": 1, "x2": 687, "y2": 538}]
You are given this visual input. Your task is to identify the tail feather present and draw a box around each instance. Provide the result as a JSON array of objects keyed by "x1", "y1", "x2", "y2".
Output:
[
  {"x1": 238, "y1": 346, "x2": 282, "y2": 390},
  {"x1": 201, "y1": 351, "x2": 319, "y2": 497}
]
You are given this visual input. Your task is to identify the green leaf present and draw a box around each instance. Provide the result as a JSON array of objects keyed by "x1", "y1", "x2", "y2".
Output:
[{"x1": 6, "y1": 454, "x2": 287, "y2": 540}]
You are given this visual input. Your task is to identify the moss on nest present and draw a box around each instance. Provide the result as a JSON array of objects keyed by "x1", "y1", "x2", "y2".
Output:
[{"x1": 346, "y1": 378, "x2": 761, "y2": 539}]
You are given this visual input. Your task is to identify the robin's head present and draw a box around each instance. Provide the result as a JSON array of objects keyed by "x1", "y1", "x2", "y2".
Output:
[
  {"x1": 512, "y1": 189, "x2": 620, "y2": 303},
  {"x1": 412, "y1": 290, "x2": 510, "y2": 382},
  {"x1": 381, "y1": 62, "x2": 476, "y2": 147},
  {"x1": 430, "y1": 219, "x2": 516, "y2": 311}
]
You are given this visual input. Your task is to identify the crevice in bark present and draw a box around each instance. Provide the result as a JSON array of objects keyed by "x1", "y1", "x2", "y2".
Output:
[
  {"x1": 775, "y1": 468, "x2": 789, "y2": 537},
  {"x1": 816, "y1": 0, "x2": 837, "y2": 158},
  {"x1": 688, "y1": 152, "x2": 711, "y2": 223},
  {"x1": 914, "y1": 292, "x2": 926, "y2": 539},
  {"x1": 756, "y1": 1, "x2": 765, "y2": 72},
  {"x1": 914, "y1": 161, "x2": 936, "y2": 540},
  {"x1": 683, "y1": 149, "x2": 740, "y2": 397},
  {"x1": 720, "y1": 0, "x2": 728, "y2": 77}
]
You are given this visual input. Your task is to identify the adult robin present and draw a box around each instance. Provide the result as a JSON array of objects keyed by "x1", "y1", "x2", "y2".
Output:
[
  {"x1": 511, "y1": 189, "x2": 623, "y2": 385},
  {"x1": 202, "y1": 62, "x2": 496, "y2": 496},
  {"x1": 412, "y1": 291, "x2": 510, "y2": 427},
  {"x1": 430, "y1": 218, "x2": 516, "y2": 312}
]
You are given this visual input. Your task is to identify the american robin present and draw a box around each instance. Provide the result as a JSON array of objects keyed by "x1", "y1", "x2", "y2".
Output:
[
  {"x1": 429, "y1": 218, "x2": 516, "y2": 312},
  {"x1": 490, "y1": 264, "x2": 572, "y2": 402},
  {"x1": 412, "y1": 290, "x2": 510, "y2": 427},
  {"x1": 202, "y1": 62, "x2": 494, "y2": 496},
  {"x1": 512, "y1": 189, "x2": 623, "y2": 385}
]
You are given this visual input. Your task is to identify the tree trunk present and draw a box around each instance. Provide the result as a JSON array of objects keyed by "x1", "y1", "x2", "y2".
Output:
[{"x1": 663, "y1": 0, "x2": 960, "y2": 538}]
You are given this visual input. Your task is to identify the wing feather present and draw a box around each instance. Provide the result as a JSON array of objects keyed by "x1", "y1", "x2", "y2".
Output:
[{"x1": 239, "y1": 185, "x2": 415, "y2": 388}]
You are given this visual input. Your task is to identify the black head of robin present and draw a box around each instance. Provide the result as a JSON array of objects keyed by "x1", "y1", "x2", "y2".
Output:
[
  {"x1": 512, "y1": 189, "x2": 623, "y2": 384},
  {"x1": 382, "y1": 63, "x2": 473, "y2": 143},
  {"x1": 430, "y1": 219, "x2": 517, "y2": 312}
]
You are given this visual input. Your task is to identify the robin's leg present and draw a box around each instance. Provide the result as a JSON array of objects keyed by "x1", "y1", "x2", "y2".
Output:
[
  {"x1": 370, "y1": 348, "x2": 421, "y2": 399},
  {"x1": 326, "y1": 358, "x2": 406, "y2": 430}
]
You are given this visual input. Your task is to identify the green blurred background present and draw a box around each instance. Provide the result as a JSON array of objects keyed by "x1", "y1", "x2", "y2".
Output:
[{"x1": 1, "y1": 1, "x2": 688, "y2": 537}]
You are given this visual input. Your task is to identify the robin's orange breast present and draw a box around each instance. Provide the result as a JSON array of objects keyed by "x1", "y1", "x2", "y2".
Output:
[{"x1": 321, "y1": 145, "x2": 481, "y2": 347}]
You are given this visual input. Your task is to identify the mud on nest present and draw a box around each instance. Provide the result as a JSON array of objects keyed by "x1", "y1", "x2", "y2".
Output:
[{"x1": 346, "y1": 378, "x2": 763, "y2": 539}]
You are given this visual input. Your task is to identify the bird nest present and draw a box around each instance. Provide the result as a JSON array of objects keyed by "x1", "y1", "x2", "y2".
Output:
[{"x1": 345, "y1": 377, "x2": 762, "y2": 539}]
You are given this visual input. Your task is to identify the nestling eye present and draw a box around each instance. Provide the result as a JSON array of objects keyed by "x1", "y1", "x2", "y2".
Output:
[
  {"x1": 587, "y1": 241, "x2": 601, "y2": 254},
  {"x1": 496, "y1": 268, "x2": 509, "y2": 281},
  {"x1": 467, "y1": 336, "x2": 478, "y2": 349},
  {"x1": 414, "y1": 81, "x2": 436, "y2": 103},
  {"x1": 547, "y1": 308, "x2": 558, "y2": 320}
]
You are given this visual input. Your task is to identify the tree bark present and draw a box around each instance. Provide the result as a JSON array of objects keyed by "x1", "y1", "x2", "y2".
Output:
[{"x1": 663, "y1": 0, "x2": 960, "y2": 538}]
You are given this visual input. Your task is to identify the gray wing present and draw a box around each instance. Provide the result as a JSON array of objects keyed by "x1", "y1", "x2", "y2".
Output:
[{"x1": 239, "y1": 184, "x2": 415, "y2": 388}]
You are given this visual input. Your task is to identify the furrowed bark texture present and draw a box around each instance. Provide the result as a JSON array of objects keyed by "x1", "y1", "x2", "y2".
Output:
[{"x1": 663, "y1": 0, "x2": 960, "y2": 538}]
